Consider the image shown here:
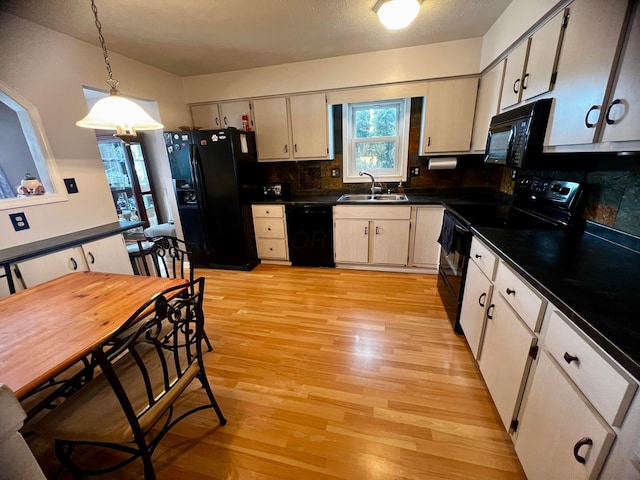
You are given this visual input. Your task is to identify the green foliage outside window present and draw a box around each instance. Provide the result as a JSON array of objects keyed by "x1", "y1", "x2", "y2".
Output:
[{"x1": 353, "y1": 106, "x2": 398, "y2": 170}]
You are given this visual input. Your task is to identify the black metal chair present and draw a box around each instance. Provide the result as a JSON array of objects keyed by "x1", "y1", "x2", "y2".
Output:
[
  {"x1": 149, "y1": 235, "x2": 213, "y2": 352},
  {"x1": 36, "y1": 277, "x2": 226, "y2": 480}
]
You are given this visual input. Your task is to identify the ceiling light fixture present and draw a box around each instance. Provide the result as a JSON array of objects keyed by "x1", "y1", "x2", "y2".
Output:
[
  {"x1": 76, "y1": 0, "x2": 163, "y2": 141},
  {"x1": 373, "y1": 0, "x2": 423, "y2": 30}
]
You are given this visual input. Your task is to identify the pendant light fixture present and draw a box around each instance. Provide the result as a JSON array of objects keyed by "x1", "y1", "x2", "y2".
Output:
[
  {"x1": 76, "y1": 0, "x2": 163, "y2": 140},
  {"x1": 373, "y1": 0, "x2": 423, "y2": 30}
]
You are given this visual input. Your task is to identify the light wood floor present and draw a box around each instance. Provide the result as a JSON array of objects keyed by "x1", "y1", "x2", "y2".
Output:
[{"x1": 29, "y1": 264, "x2": 525, "y2": 479}]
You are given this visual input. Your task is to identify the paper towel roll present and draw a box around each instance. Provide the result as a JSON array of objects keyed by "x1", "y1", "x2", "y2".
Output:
[{"x1": 428, "y1": 157, "x2": 458, "y2": 170}]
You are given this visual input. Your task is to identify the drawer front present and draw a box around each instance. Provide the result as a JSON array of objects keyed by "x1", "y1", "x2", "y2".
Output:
[
  {"x1": 256, "y1": 238, "x2": 288, "y2": 259},
  {"x1": 254, "y1": 217, "x2": 285, "y2": 238},
  {"x1": 494, "y1": 261, "x2": 546, "y2": 332},
  {"x1": 333, "y1": 205, "x2": 412, "y2": 220},
  {"x1": 470, "y1": 237, "x2": 498, "y2": 280},
  {"x1": 252, "y1": 204, "x2": 284, "y2": 218},
  {"x1": 545, "y1": 310, "x2": 637, "y2": 427}
]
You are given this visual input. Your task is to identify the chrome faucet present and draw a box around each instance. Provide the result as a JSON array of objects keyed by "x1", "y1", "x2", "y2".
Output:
[{"x1": 359, "y1": 171, "x2": 382, "y2": 195}]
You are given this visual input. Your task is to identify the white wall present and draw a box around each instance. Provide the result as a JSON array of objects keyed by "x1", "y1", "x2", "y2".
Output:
[
  {"x1": 480, "y1": 0, "x2": 568, "y2": 70},
  {"x1": 0, "y1": 13, "x2": 191, "y2": 250},
  {"x1": 183, "y1": 38, "x2": 482, "y2": 104}
]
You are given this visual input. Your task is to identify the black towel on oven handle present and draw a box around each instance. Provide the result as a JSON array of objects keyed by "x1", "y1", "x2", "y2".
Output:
[{"x1": 437, "y1": 211, "x2": 456, "y2": 255}]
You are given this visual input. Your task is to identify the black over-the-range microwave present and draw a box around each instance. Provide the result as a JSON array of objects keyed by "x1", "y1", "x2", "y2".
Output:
[{"x1": 484, "y1": 98, "x2": 552, "y2": 169}]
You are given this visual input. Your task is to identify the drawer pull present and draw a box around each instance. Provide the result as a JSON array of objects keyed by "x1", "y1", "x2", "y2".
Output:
[
  {"x1": 486, "y1": 304, "x2": 495, "y2": 320},
  {"x1": 478, "y1": 292, "x2": 486, "y2": 307},
  {"x1": 506, "y1": 288, "x2": 516, "y2": 296},
  {"x1": 573, "y1": 437, "x2": 592, "y2": 464},
  {"x1": 265, "y1": 210, "x2": 270, "y2": 214},
  {"x1": 87, "y1": 252, "x2": 95, "y2": 264},
  {"x1": 563, "y1": 352, "x2": 579, "y2": 364},
  {"x1": 269, "y1": 247, "x2": 273, "y2": 251},
  {"x1": 267, "y1": 227, "x2": 271, "y2": 231},
  {"x1": 70, "y1": 257, "x2": 78, "y2": 271},
  {"x1": 475, "y1": 253, "x2": 482, "y2": 259}
]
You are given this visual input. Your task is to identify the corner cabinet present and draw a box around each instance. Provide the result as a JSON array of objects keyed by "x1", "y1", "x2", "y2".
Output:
[
  {"x1": 470, "y1": 60, "x2": 505, "y2": 152},
  {"x1": 419, "y1": 78, "x2": 478, "y2": 154},
  {"x1": 333, "y1": 206, "x2": 411, "y2": 267},
  {"x1": 252, "y1": 93, "x2": 333, "y2": 162}
]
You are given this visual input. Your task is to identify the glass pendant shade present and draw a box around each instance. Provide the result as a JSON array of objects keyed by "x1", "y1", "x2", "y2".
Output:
[
  {"x1": 76, "y1": 94, "x2": 163, "y2": 132},
  {"x1": 375, "y1": 0, "x2": 421, "y2": 30}
]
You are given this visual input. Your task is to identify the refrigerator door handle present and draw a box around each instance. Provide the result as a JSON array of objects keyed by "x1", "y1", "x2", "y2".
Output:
[{"x1": 190, "y1": 144, "x2": 213, "y2": 256}]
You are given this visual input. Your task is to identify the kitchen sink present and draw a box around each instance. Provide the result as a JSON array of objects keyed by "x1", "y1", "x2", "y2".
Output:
[{"x1": 337, "y1": 194, "x2": 409, "y2": 202}]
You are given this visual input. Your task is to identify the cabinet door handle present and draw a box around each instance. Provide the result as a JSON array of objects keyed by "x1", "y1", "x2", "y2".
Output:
[
  {"x1": 215, "y1": 117, "x2": 220, "y2": 126},
  {"x1": 478, "y1": 292, "x2": 486, "y2": 307},
  {"x1": 506, "y1": 288, "x2": 516, "y2": 295},
  {"x1": 223, "y1": 116, "x2": 228, "y2": 126},
  {"x1": 521, "y1": 73, "x2": 529, "y2": 90},
  {"x1": 573, "y1": 437, "x2": 593, "y2": 464},
  {"x1": 605, "y1": 99, "x2": 622, "y2": 125},
  {"x1": 284, "y1": 144, "x2": 288, "y2": 153},
  {"x1": 265, "y1": 210, "x2": 270, "y2": 214},
  {"x1": 563, "y1": 352, "x2": 579, "y2": 364},
  {"x1": 267, "y1": 227, "x2": 271, "y2": 231},
  {"x1": 375, "y1": 226, "x2": 380, "y2": 235},
  {"x1": 70, "y1": 257, "x2": 78, "y2": 271},
  {"x1": 364, "y1": 226, "x2": 368, "y2": 235},
  {"x1": 294, "y1": 144, "x2": 298, "y2": 152},
  {"x1": 513, "y1": 78, "x2": 520, "y2": 94},
  {"x1": 427, "y1": 136, "x2": 431, "y2": 147},
  {"x1": 486, "y1": 304, "x2": 495, "y2": 320},
  {"x1": 87, "y1": 252, "x2": 95, "y2": 265},
  {"x1": 585, "y1": 105, "x2": 600, "y2": 128}
]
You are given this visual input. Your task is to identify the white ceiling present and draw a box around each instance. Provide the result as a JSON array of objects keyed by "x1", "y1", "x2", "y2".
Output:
[{"x1": 1, "y1": 0, "x2": 512, "y2": 77}]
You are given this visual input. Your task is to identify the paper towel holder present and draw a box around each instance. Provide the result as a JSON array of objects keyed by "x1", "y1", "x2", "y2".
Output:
[{"x1": 427, "y1": 157, "x2": 458, "y2": 170}]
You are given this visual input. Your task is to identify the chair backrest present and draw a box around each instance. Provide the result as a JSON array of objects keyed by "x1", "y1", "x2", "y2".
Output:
[
  {"x1": 94, "y1": 277, "x2": 205, "y2": 435},
  {"x1": 149, "y1": 235, "x2": 194, "y2": 282}
]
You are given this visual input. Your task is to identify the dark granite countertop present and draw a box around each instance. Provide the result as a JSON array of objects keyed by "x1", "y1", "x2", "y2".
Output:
[{"x1": 470, "y1": 223, "x2": 640, "y2": 381}]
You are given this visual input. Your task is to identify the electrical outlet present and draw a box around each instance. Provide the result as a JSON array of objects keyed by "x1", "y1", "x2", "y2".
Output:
[
  {"x1": 410, "y1": 166, "x2": 421, "y2": 177},
  {"x1": 9, "y1": 212, "x2": 30, "y2": 231},
  {"x1": 330, "y1": 167, "x2": 341, "y2": 178},
  {"x1": 64, "y1": 178, "x2": 79, "y2": 194}
]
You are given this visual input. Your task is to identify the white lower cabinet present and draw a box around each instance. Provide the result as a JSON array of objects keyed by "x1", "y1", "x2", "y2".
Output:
[
  {"x1": 333, "y1": 206, "x2": 411, "y2": 267},
  {"x1": 251, "y1": 204, "x2": 289, "y2": 262},
  {"x1": 478, "y1": 291, "x2": 538, "y2": 430},
  {"x1": 410, "y1": 206, "x2": 443, "y2": 269},
  {"x1": 14, "y1": 235, "x2": 132, "y2": 289},
  {"x1": 515, "y1": 350, "x2": 615, "y2": 480},
  {"x1": 459, "y1": 259, "x2": 493, "y2": 359}
]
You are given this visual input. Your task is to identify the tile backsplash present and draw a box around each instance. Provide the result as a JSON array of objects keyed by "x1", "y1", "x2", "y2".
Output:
[{"x1": 264, "y1": 99, "x2": 640, "y2": 237}]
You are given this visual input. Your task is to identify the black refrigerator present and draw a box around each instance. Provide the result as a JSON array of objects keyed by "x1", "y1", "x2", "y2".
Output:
[{"x1": 164, "y1": 128, "x2": 265, "y2": 270}]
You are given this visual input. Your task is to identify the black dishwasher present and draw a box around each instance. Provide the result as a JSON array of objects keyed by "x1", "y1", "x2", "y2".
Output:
[{"x1": 285, "y1": 204, "x2": 334, "y2": 267}]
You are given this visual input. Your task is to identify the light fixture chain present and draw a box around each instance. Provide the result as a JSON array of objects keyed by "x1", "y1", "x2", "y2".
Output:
[{"x1": 90, "y1": 0, "x2": 114, "y2": 84}]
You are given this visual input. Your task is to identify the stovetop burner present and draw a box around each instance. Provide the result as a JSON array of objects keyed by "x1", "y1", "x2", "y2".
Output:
[{"x1": 448, "y1": 176, "x2": 585, "y2": 230}]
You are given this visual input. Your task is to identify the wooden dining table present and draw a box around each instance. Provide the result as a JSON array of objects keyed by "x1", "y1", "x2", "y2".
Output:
[{"x1": 0, "y1": 271, "x2": 186, "y2": 399}]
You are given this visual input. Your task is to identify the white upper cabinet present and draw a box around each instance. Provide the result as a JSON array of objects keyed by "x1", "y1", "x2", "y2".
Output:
[
  {"x1": 544, "y1": 0, "x2": 628, "y2": 147},
  {"x1": 420, "y1": 78, "x2": 478, "y2": 154},
  {"x1": 471, "y1": 60, "x2": 505, "y2": 152},
  {"x1": 252, "y1": 93, "x2": 332, "y2": 162},
  {"x1": 289, "y1": 93, "x2": 331, "y2": 159},
  {"x1": 500, "y1": 42, "x2": 528, "y2": 110},
  {"x1": 600, "y1": 2, "x2": 640, "y2": 143},
  {"x1": 252, "y1": 97, "x2": 291, "y2": 161},
  {"x1": 219, "y1": 100, "x2": 252, "y2": 130},
  {"x1": 191, "y1": 104, "x2": 221, "y2": 129},
  {"x1": 500, "y1": 9, "x2": 566, "y2": 111}
]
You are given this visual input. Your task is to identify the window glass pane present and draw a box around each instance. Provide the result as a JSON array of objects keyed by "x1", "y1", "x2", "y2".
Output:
[
  {"x1": 355, "y1": 141, "x2": 396, "y2": 170},
  {"x1": 354, "y1": 106, "x2": 398, "y2": 139}
]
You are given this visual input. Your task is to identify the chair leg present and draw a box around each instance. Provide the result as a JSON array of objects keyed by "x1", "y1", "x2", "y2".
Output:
[
  {"x1": 54, "y1": 440, "x2": 83, "y2": 480},
  {"x1": 202, "y1": 330, "x2": 213, "y2": 352},
  {"x1": 198, "y1": 371, "x2": 227, "y2": 426}
]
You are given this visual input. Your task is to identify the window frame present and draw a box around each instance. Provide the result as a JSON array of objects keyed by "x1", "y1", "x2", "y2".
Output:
[
  {"x1": 341, "y1": 98, "x2": 410, "y2": 184},
  {"x1": 0, "y1": 80, "x2": 67, "y2": 211}
]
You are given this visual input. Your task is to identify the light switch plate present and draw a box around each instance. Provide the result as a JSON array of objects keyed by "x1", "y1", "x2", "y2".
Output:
[
  {"x1": 64, "y1": 178, "x2": 79, "y2": 194},
  {"x1": 9, "y1": 212, "x2": 30, "y2": 231}
]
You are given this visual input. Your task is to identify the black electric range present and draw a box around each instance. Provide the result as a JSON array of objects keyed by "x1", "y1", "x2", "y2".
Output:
[{"x1": 438, "y1": 176, "x2": 585, "y2": 334}]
